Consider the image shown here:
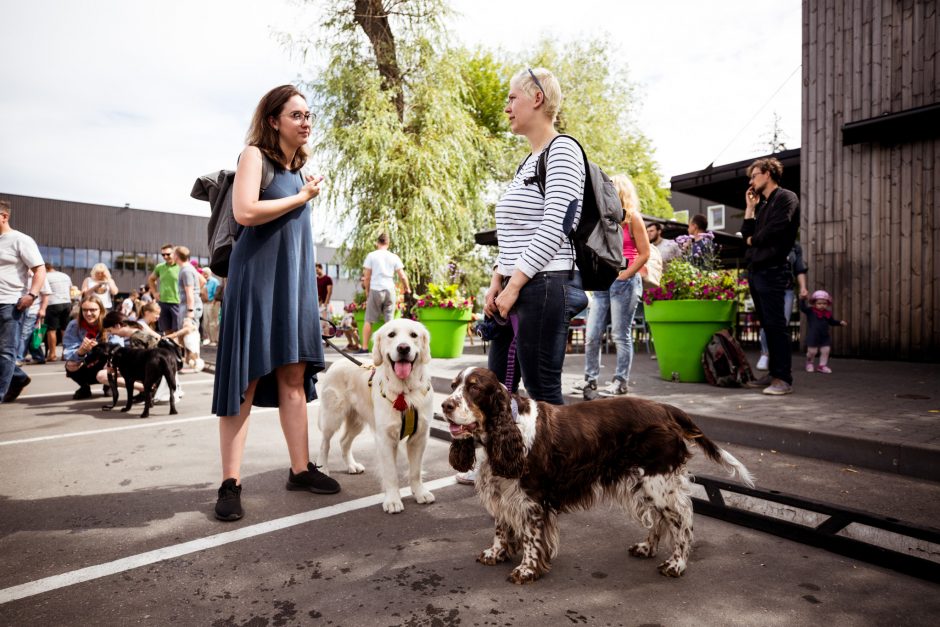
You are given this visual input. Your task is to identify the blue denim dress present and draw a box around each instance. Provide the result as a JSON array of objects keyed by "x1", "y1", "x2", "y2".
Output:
[{"x1": 211, "y1": 167, "x2": 323, "y2": 416}]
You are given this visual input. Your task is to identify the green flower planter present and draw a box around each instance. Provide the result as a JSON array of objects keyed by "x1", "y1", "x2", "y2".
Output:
[
  {"x1": 353, "y1": 309, "x2": 401, "y2": 348},
  {"x1": 645, "y1": 299, "x2": 737, "y2": 382},
  {"x1": 415, "y1": 307, "x2": 473, "y2": 358}
]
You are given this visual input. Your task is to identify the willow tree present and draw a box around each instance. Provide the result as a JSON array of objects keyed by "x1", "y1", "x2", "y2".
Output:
[{"x1": 299, "y1": 0, "x2": 503, "y2": 292}]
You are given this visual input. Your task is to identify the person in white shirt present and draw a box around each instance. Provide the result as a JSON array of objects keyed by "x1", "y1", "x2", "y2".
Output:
[
  {"x1": 0, "y1": 199, "x2": 46, "y2": 402},
  {"x1": 43, "y1": 262, "x2": 73, "y2": 361},
  {"x1": 360, "y1": 233, "x2": 410, "y2": 352}
]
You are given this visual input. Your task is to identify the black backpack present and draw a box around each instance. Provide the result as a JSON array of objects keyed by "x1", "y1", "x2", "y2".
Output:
[
  {"x1": 518, "y1": 134, "x2": 625, "y2": 291},
  {"x1": 190, "y1": 155, "x2": 275, "y2": 277},
  {"x1": 702, "y1": 329, "x2": 755, "y2": 387}
]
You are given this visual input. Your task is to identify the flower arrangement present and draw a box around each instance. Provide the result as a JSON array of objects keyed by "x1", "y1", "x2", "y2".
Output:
[
  {"x1": 414, "y1": 283, "x2": 474, "y2": 311},
  {"x1": 344, "y1": 291, "x2": 368, "y2": 313},
  {"x1": 643, "y1": 260, "x2": 748, "y2": 305}
]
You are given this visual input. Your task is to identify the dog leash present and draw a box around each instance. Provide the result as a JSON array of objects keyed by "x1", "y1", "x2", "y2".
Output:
[{"x1": 321, "y1": 317, "x2": 365, "y2": 367}]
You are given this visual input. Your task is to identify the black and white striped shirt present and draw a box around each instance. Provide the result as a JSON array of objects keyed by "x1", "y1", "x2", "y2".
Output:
[{"x1": 495, "y1": 135, "x2": 586, "y2": 277}]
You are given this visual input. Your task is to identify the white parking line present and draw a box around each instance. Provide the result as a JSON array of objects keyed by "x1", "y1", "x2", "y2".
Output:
[{"x1": 0, "y1": 475, "x2": 458, "y2": 604}]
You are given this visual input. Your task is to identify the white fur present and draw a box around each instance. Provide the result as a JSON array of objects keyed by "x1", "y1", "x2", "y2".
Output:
[{"x1": 317, "y1": 319, "x2": 436, "y2": 513}]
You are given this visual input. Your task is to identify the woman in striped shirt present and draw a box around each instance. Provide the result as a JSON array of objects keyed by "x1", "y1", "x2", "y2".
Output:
[{"x1": 484, "y1": 67, "x2": 589, "y2": 405}]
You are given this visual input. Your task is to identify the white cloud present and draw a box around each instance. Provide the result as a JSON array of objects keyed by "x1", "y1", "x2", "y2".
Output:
[{"x1": 0, "y1": 0, "x2": 801, "y2": 217}]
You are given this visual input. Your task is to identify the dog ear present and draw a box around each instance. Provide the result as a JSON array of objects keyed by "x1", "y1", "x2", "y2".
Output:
[
  {"x1": 485, "y1": 391, "x2": 526, "y2": 479},
  {"x1": 371, "y1": 326, "x2": 384, "y2": 367},
  {"x1": 418, "y1": 325, "x2": 431, "y2": 365},
  {"x1": 449, "y1": 437, "x2": 476, "y2": 472}
]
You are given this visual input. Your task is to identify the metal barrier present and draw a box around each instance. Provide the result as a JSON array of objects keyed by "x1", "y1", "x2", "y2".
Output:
[{"x1": 691, "y1": 474, "x2": 940, "y2": 583}]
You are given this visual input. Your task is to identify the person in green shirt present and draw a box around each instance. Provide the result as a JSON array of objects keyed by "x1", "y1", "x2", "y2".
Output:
[{"x1": 148, "y1": 243, "x2": 181, "y2": 333}]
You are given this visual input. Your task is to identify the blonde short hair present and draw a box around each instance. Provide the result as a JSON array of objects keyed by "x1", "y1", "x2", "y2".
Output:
[
  {"x1": 512, "y1": 67, "x2": 562, "y2": 123},
  {"x1": 91, "y1": 263, "x2": 109, "y2": 278},
  {"x1": 610, "y1": 174, "x2": 640, "y2": 224}
]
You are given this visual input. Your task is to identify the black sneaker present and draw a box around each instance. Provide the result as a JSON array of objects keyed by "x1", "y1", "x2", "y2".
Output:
[
  {"x1": 3, "y1": 376, "x2": 31, "y2": 402},
  {"x1": 214, "y1": 478, "x2": 243, "y2": 521},
  {"x1": 287, "y1": 462, "x2": 341, "y2": 494},
  {"x1": 582, "y1": 380, "x2": 599, "y2": 401},
  {"x1": 73, "y1": 385, "x2": 93, "y2": 400}
]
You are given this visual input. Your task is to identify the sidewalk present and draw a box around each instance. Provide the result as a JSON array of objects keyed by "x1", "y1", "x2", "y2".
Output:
[{"x1": 203, "y1": 340, "x2": 940, "y2": 482}]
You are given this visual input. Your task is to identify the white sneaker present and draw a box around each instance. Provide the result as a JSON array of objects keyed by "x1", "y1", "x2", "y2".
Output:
[
  {"x1": 756, "y1": 355, "x2": 769, "y2": 371},
  {"x1": 194, "y1": 358, "x2": 205, "y2": 372},
  {"x1": 571, "y1": 380, "x2": 589, "y2": 392},
  {"x1": 455, "y1": 470, "x2": 476, "y2": 485},
  {"x1": 599, "y1": 378, "x2": 628, "y2": 396}
]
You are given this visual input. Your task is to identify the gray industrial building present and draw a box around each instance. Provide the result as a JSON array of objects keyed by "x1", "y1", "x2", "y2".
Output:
[{"x1": 0, "y1": 193, "x2": 357, "y2": 305}]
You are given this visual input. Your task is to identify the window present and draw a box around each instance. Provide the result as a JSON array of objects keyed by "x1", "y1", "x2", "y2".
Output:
[
  {"x1": 39, "y1": 246, "x2": 62, "y2": 266},
  {"x1": 707, "y1": 205, "x2": 726, "y2": 231},
  {"x1": 62, "y1": 248, "x2": 75, "y2": 269},
  {"x1": 100, "y1": 250, "x2": 113, "y2": 269}
]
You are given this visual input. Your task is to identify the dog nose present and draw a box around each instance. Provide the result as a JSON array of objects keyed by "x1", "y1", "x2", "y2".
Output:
[
  {"x1": 397, "y1": 343, "x2": 411, "y2": 355},
  {"x1": 441, "y1": 398, "x2": 456, "y2": 414}
]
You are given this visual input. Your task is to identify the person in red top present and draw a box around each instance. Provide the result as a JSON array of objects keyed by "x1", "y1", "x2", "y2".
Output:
[{"x1": 315, "y1": 263, "x2": 333, "y2": 335}]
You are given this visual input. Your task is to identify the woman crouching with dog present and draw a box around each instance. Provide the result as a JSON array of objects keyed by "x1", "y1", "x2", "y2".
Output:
[
  {"x1": 211, "y1": 84, "x2": 340, "y2": 522},
  {"x1": 63, "y1": 295, "x2": 126, "y2": 399}
]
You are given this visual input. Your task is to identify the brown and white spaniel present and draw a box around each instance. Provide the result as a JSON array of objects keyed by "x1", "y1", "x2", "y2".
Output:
[{"x1": 442, "y1": 367, "x2": 754, "y2": 584}]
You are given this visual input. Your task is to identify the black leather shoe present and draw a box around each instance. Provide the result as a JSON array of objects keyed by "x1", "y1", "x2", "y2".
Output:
[
  {"x1": 214, "y1": 478, "x2": 243, "y2": 521},
  {"x1": 72, "y1": 385, "x2": 93, "y2": 400},
  {"x1": 3, "y1": 376, "x2": 30, "y2": 402},
  {"x1": 286, "y1": 462, "x2": 341, "y2": 494}
]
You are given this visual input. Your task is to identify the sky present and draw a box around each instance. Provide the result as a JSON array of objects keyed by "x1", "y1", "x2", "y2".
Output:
[{"x1": 0, "y1": 0, "x2": 801, "y2": 230}]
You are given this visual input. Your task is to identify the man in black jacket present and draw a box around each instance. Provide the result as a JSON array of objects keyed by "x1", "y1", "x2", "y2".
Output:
[{"x1": 741, "y1": 158, "x2": 800, "y2": 395}]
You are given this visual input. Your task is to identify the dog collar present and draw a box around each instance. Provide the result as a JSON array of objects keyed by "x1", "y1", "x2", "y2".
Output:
[{"x1": 367, "y1": 367, "x2": 428, "y2": 440}]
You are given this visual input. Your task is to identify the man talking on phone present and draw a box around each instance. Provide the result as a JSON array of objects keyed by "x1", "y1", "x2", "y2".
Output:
[{"x1": 741, "y1": 157, "x2": 800, "y2": 396}]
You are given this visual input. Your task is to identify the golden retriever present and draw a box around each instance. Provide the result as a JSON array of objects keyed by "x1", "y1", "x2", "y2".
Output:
[{"x1": 317, "y1": 318, "x2": 436, "y2": 513}]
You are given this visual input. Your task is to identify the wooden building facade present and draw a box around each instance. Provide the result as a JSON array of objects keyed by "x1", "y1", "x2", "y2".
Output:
[{"x1": 802, "y1": 0, "x2": 939, "y2": 360}]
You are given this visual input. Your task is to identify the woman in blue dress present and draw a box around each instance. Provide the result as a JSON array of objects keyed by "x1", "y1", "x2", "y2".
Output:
[{"x1": 212, "y1": 84, "x2": 340, "y2": 522}]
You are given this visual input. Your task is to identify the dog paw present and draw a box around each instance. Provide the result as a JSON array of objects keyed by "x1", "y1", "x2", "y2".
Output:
[
  {"x1": 413, "y1": 489, "x2": 435, "y2": 504},
  {"x1": 477, "y1": 548, "x2": 508, "y2": 565},
  {"x1": 508, "y1": 565, "x2": 540, "y2": 585},
  {"x1": 658, "y1": 558, "x2": 686, "y2": 578},
  {"x1": 120, "y1": 407, "x2": 130, "y2": 413},
  {"x1": 382, "y1": 498, "x2": 404, "y2": 514},
  {"x1": 346, "y1": 463, "x2": 365, "y2": 474},
  {"x1": 629, "y1": 542, "x2": 656, "y2": 558},
  {"x1": 169, "y1": 408, "x2": 178, "y2": 415}
]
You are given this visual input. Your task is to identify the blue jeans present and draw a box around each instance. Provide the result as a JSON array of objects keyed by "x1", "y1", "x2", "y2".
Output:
[
  {"x1": 584, "y1": 274, "x2": 642, "y2": 384},
  {"x1": 759, "y1": 289, "x2": 795, "y2": 356},
  {"x1": 488, "y1": 271, "x2": 588, "y2": 405},
  {"x1": 17, "y1": 311, "x2": 46, "y2": 363},
  {"x1": 749, "y1": 265, "x2": 792, "y2": 384},
  {"x1": 0, "y1": 304, "x2": 29, "y2": 401}
]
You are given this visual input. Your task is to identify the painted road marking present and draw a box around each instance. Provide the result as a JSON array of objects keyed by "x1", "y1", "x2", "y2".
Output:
[
  {"x1": 17, "y1": 377, "x2": 217, "y2": 400},
  {"x1": 0, "y1": 475, "x2": 458, "y2": 604}
]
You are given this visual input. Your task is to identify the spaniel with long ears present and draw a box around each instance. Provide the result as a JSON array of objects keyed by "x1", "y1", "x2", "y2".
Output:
[{"x1": 442, "y1": 367, "x2": 754, "y2": 584}]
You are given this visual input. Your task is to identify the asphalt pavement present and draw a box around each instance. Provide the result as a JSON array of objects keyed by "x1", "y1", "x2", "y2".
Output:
[{"x1": 1, "y1": 344, "x2": 938, "y2": 625}]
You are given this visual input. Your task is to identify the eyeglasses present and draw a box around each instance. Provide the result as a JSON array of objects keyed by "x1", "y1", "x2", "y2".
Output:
[
  {"x1": 527, "y1": 68, "x2": 546, "y2": 98},
  {"x1": 81, "y1": 308, "x2": 100, "y2": 314},
  {"x1": 283, "y1": 111, "x2": 315, "y2": 124},
  {"x1": 161, "y1": 252, "x2": 172, "y2": 257}
]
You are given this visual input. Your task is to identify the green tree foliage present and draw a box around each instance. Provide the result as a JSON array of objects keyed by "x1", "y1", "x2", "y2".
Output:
[{"x1": 296, "y1": 2, "x2": 671, "y2": 294}]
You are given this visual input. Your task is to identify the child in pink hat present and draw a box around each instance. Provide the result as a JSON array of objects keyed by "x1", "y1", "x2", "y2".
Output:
[{"x1": 799, "y1": 290, "x2": 847, "y2": 373}]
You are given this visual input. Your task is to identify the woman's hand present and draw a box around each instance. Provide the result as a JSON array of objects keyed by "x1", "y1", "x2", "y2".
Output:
[
  {"x1": 299, "y1": 175, "x2": 324, "y2": 202},
  {"x1": 78, "y1": 337, "x2": 97, "y2": 356},
  {"x1": 494, "y1": 284, "x2": 519, "y2": 319}
]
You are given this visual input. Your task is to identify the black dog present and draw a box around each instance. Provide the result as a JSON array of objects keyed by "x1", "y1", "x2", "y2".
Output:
[{"x1": 94, "y1": 339, "x2": 182, "y2": 418}]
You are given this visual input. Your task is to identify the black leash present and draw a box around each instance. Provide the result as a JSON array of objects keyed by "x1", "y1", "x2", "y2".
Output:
[{"x1": 321, "y1": 317, "x2": 365, "y2": 367}]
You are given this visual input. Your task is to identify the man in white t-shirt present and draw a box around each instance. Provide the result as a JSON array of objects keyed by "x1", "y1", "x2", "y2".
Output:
[
  {"x1": 359, "y1": 233, "x2": 410, "y2": 352},
  {"x1": 43, "y1": 262, "x2": 73, "y2": 361},
  {"x1": 0, "y1": 199, "x2": 46, "y2": 402}
]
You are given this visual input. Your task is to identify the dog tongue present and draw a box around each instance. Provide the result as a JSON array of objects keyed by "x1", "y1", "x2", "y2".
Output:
[{"x1": 393, "y1": 361, "x2": 413, "y2": 380}]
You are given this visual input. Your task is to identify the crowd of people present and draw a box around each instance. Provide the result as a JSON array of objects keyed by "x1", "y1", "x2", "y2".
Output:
[{"x1": 0, "y1": 202, "x2": 223, "y2": 404}]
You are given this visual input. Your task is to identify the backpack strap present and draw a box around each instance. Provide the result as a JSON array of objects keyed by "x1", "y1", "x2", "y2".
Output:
[{"x1": 260, "y1": 154, "x2": 275, "y2": 194}]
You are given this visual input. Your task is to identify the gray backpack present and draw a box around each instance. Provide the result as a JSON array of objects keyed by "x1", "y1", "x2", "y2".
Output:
[
  {"x1": 518, "y1": 134, "x2": 625, "y2": 291},
  {"x1": 190, "y1": 155, "x2": 275, "y2": 277}
]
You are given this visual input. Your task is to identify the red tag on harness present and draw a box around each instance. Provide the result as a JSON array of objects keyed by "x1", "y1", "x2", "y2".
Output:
[{"x1": 393, "y1": 393, "x2": 408, "y2": 412}]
